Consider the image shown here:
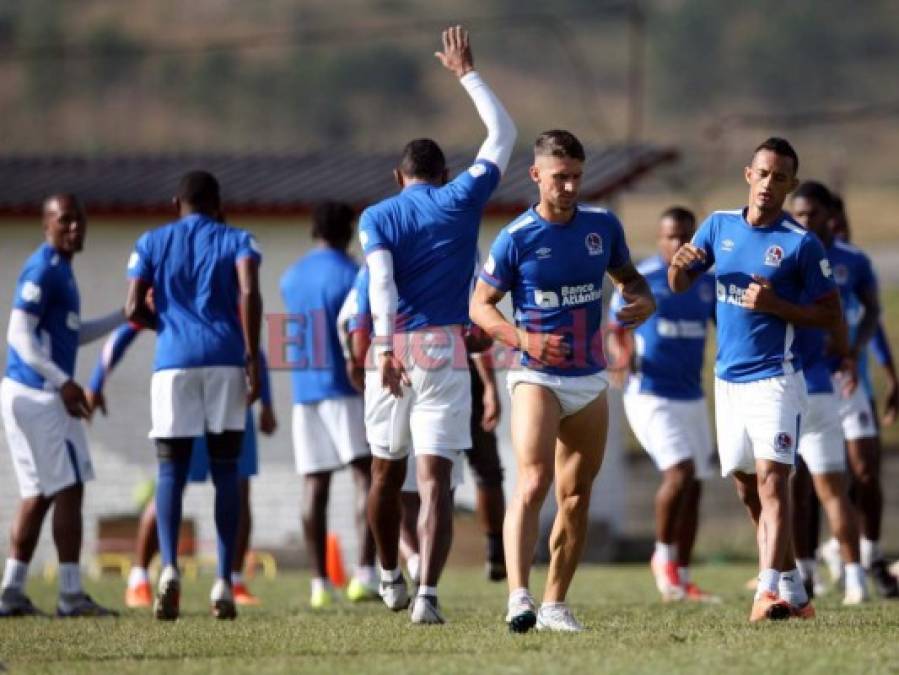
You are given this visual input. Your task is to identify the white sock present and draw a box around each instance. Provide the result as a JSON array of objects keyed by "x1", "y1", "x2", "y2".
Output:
[
  {"x1": 796, "y1": 558, "x2": 816, "y2": 583},
  {"x1": 58, "y1": 563, "x2": 82, "y2": 596},
  {"x1": 860, "y1": 538, "x2": 882, "y2": 569},
  {"x1": 417, "y1": 584, "x2": 437, "y2": 598},
  {"x1": 406, "y1": 554, "x2": 421, "y2": 584},
  {"x1": 778, "y1": 569, "x2": 808, "y2": 607},
  {"x1": 210, "y1": 578, "x2": 231, "y2": 601},
  {"x1": 380, "y1": 566, "x2": 401, "y2": 583},
  {"x1": 1, "y1": 559, "x2": 28, "y2": 591},
  {"x1": 654, "y1": 542, "x2": 677, "y2": 564},
  {"x1": 310, "y1": 577, "x2": 330, "y2": 594},
  {"x1": 355, "y1": 565, "x2": 376, "y2": 585},
  {"x1": 844, "y1": 563, "x2": 866, "y2": 593},
  {"x1": 230, "y1": 571, "x2": 243, "y2": 585},
  {"x1": 678, "y1": 566, "x2": 690, "y2": 586},
  {"x1": 755, "y1": 568, "x2": 779, "y2": 598},
  {"x1": 127, "y1": 566, "x2": 149, "y2": 589}
]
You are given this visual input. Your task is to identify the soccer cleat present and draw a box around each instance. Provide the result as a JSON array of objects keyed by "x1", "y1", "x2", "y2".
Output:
[
  {"x1": 154, "y1": 565, "x2": 180, "y2": 621},
  {"x1": 505, "y1": 591, "x2": 537, "y2": 634},
  {"x1": 346, "y1": 577, "x2": 379, "y2": 603},
  {"x1": 486, "y1": 560, "x2": 507, "y2": 582},
  {"x1": 684, "y1": 583, "x2": 722, "y2": 604},
  {"x1": 536, "y1": 604, "x2": 584, "y2": 633},
  {"x1": 379, "y1": 573, "x2": 410, "y2": 611},
  {"x1": 56, "y1": 593, "x2": 118, "y2": 618},
  {"x1": 868, "y1": 559, "x2": 899, "y2": 599},
  {"x1": 310, "y1": 586, "x2": 335, "y2": 610},
  {"x1": 0, "y1": 587, "x2": 47, "y2": 618},
  {"x1": 210, "y1": 579, "x2": 237, "y2": 620},
  {"x1": 842, "y1": 585, "x2": 870, "y2": 606},
  {"x1": 651, "y1": 556, "x2": 685, "y2": 602},
  {"x1": 749, "y1": 592, "x2": 791, "y2": 622},
  {"x1": 788, "y1": 601, "x2": 816, "y2": 620},
  {"x1": 125, "y1": 581, "x2": 153, "y2": 608},
  {"x1": 410, "y1": 594, "x2": 445, "y2": 625},
  {"x1": 819, "y1": 538, "x2": 845, "y2": 591},
  {"x1": 232, "y1": 582, "x2": 261, "y2": 606}
]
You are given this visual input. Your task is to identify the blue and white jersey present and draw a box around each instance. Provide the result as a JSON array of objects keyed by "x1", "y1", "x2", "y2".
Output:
[
  {"x1": 127, "y1": 214, "x2": 261, "y2": 371},
  {"x1": 344, "y1": 265, "x2": 372, "y2": 336},
  {"x1": 611, "y1": 255, "x2": 715, "y2": 399},
  {"x1": 6, "y1": 243, "x2": 81, "y2": 389},
  {"x1": 280, "y1": 247, "x2": 359, "y2": 404},
  {"x1": 480, "y1": 204, "x2": 631, "y2": 376},
  {"x1": 825, "y1": 240, "x2": 877, "y2": 377},
  {"x1": 691, "y1": 208, "x2": 836, "y2": 383},
  {"x1": 358, "y1": 159, "x2": 500, "y2": 331}
]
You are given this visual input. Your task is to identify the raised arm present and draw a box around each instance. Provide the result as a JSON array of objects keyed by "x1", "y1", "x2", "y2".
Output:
[
  {"x1": 435, "y1": 25, "x2": 517, "y2": 174},
  {"x1": 668, "y1": 244, "x2": 708, "y2": 293}
]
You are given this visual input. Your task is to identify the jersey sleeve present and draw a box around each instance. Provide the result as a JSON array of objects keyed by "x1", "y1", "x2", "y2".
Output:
[
  {"x1": 358, "y1": 208, "x2": 391, "y2": 256},
  {"x1": 127, "y1": 231, "x2": 154, "y2": 281},
  {"x1": 12, "y1": 263, "x2": 52, "y2": 317},
  {"x1": 852, "y1": 251, "x2": 877, "y2": 298},
  {"x1": 346, "y1": 267, "x2": 372, "y2": 334},
  {"x1": 607, "y1": 213, "x2": 631, "y2": 270},
  {"x1": 479, "y1": 228, "x2": 517, "y2": 292},
  {"x1": 798, "y1": 234, "x2": 837, "y2": 300},
  {"x1": 689, "y1": 216, "x2": 716, "y2": 272},
  {"x1": 442, "y1": 159, "x2": 501, "y2": 211},
  {"x1": 236, "y1": 230, "x2": 263, "y2": 265}
]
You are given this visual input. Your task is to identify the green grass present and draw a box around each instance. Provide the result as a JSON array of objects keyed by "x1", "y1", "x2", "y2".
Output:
[{"x1": 2, "y1": 566, "x2": 898, "y2": 674}]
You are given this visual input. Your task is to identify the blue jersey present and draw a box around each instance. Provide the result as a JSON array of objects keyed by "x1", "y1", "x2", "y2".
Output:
[
  {"x1": 345, "y1": 265, "x2": 372, "y2": 336},
  {"x1": 480, "y1": 204, "x2": 631, "y2": 376},
  {"x1": 127, "y1": 214, "x2": 261, "y2": 371},
  {"x1": 794, "y1": 327, "x2": 833, "y2": 395},
  {"x1": 6, "y1": 244, "x2": 81, "y2": 389},
  {"x1": 825, "y1": 240, "x2": 877, "y2": 379},
  {"x1": 359, "y1": 159, "x2": 500, "y2": 330},
  {"x1": 280, "y1": 248, "x2": 359, "y2": 404},
  {"x1": 691, "y1": 209, "x2": 836, "y2": 383},
  {"x1": 611, "y1": 256, "x2": 715, "y2": 399}
]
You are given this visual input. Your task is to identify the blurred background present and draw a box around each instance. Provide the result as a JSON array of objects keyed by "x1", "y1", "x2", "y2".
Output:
[{"x1": 0, "y1": 0, "x2": 897, "y2": 577}]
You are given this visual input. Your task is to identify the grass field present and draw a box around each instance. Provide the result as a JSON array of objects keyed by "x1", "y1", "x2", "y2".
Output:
[{"x1": 2, "y1": 566, "x2": 898, "y2": 674}]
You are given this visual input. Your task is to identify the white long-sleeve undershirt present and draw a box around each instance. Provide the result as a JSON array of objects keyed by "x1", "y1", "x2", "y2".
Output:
[
  {"x1": 366, "y1": 249, "x2": 398, "y2": 346},
  {"x1": 78, "y1": 309, "x2": 125, "y2": 345},
  {"x1": 7, "y1": 309, "x2": 69, "y2": 388},
  {"x1": 459, "y1": 71, "x2": 517, "y2": 174}
]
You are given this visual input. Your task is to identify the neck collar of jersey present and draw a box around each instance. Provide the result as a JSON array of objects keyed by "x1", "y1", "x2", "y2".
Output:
[
  {"x1": 530, "y1": 204, "x2": 579, "y2": 227},
  {"x1": 741, "y1": 206, "x2": 788, "y2": 231}
]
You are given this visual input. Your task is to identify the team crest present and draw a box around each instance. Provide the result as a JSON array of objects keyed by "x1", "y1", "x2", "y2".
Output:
[
  {"x1": 764, "y1": 245, "x2": 784, "y2": 267},
  {"x1": 774, "y1": 432, "x2": 793, "y2": 452},
  {"x1": 585, "y1": 232, "x2": 603, "y2": 256},
  {"x1": 833, "y1": 264, "x2": 849, "y2": 285}
]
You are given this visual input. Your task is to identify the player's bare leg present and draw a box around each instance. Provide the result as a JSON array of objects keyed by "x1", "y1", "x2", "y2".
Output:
[
  {"x1": 791, "y1": 460, "x2": 817, "y2": 597},
  {"x1": 0, "y1": 496, "x2": 52, "y2": 616},
  {"x1": 410, "y1": 455, "x2": 454, "y2": 623},
  {"x1": 346, "y1": 457, "x2": 378, "y2": 601},
  {"x1": 399, "y1": 492, "x2": 421, "y2": 583},
  {"x1": 301, "y1": 471, "x2": 333, "y2": 608},
  {"x1": 367, "y1": 457, "x2": 409, "y2": 610},
  {"x1": 812, "y1": 472, "x2": 868, "y2": 603},
  {"x1": 652, "y1": 460, "x2": 694, "y2": 600}
]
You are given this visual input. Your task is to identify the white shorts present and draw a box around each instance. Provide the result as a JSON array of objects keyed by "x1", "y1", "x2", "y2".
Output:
[
  {"x1": 292, "y1": 396, "x2": 369, "y2": 474},
  {"x1": 798, "y1": 392, "x2": 847, "y2": 474},
  {"x1": 506, "y1": 368, "x2": 608, "y2": 418},
  {"x1": 623, "y1": 392, "x2": 715, "y2": 479},
  {"x1": 401, "y1": 450, "x2": 466, "y2": 493},
  {"x1": 714, "y1": 372, "x2": 807, "y2": 476},
  {"x1": 832, "y1": 373, "x2": 877, "y2": 441},
  {"x1": 150, "y1": 367, "x2": 247, "y2": 438},
  {"x1": 1, "y1": 377, "x2": 94, "y2": 498},
  {"x1": 366, "y1": 327, "x2": 471, "y2": 461}
]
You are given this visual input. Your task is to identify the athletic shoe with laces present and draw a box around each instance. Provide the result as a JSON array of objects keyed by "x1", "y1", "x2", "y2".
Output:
[
  {"x1": 684, "y1": 583, "x2": 722, "y2": 604},
  {"x1": 379, "y1": 573, "x2": 410, "y2": 611},
  {"x1": 410, "y1": 594, "x2": 444, "y2": 624},
  {"x1": 749, "y1": 591, "x2": 791, "y2": 622},
  {"x1": 56, "y1": 592, "x2": 118, "y2": 618},
  {"x1": 310, "y1": 586, "x2": 335, "y2": 609},
  {"x1": 869, "y1": 559, "x2": 899, "y2": 599},
  {"x1": 125, "y1": 581, "x2": 153, "y2": 608},
  {"x1": 842, "y1": 584, "x2": 870, "y2": 605},
  {"x1": 536, "y1": 603, "x2": 584, "y2": 632},
  {"x1": 505, "y1": 591, "x2": 537, "y2": 634},
  {"x1": 0, "y1": 587, "x2": 47, "y2": 618},
  {"x1": 210, "y1": 579, "x2": 237, "y2": 620},
  {"x1": 788, "y1": 600, "x2": 816, "y2": 620},
  {"x1": 346, "y1": 577, "x2": 380, "y2": 602},
  {"x1": 651, "y1": 555, "x2": 685, "y2": 602},
  {"x1": 232, "y1": 581, "x2": 261, "y2": 606},
  {"x1": 154, "y1": 565, "x2": 180, "y2": 621}
]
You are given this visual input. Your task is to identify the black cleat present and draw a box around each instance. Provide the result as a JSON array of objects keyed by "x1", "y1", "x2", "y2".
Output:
[{"x1": 869, "y1": 559, "x2": 899, "y2": 599}]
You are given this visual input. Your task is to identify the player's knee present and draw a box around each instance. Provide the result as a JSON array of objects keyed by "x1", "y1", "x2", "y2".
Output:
[
  {"x1": 518, "y1": 469, "x2": 552, "y2": 509},
  {"x1": 557, "y1": 491, "x2": 590, "y2": 518}
]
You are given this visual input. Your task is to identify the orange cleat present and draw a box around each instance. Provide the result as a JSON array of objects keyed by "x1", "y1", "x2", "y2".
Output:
[
  {"x1": 232, "y1": 582, "x2": 261, "y2": 606},
  {"x1": 651, "y1": 556, "x2": 685, "y2": 602},
  {"x1": 684, "y1": 583, "x2": 722, "y2": 604},
  {"x1": 789, "y1": 601, "x2": 816, "y2": 620},
  {"x1": 749, "y1": 591, "x2": 791, "y2": 622},
  {"x1": 125, "y1": 581, "x2": 153, "y2": 608}
]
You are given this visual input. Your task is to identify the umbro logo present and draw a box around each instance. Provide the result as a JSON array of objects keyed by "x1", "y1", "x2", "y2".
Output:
[
  {"x1": 536, "y1": 247, "x2": 552, "y2": 260},
  {"x1": 721, "y1": 239, "x2": 735, "y2": 252}
]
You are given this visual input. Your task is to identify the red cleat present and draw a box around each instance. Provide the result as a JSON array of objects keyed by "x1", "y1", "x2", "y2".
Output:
[
  {"x1": 789, "y1": 601, "x2": 816, "y2": 620},
  {"x1": 125, "y1": 581, "x2": 153, "y2": 608},
  {"x1": 233, "y1": 582, "x2": 261, "y2": 606},
  {"x1": 684, "y1": 583, "x2": 722, "y2": 604},
  {"x1": 651, "y1": 556, "x2": 685, "y2": 602},
  {"x1": 750, "y1": 591, "x2": 791, "y2": 622}
]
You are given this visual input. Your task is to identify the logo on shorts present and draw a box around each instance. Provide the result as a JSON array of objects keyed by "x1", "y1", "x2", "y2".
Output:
[
  {"x1": 585, "y1": 232, "x2": 603, "y2": 256},
  {"x1": 833, "y1": 263, "x2": 849, "y2": 285},
  {"x1": 721, "y1": 239, "x2": 735, "y2": 253},
  {"x1": 536, "y1": 246, "x2": 552, "y2": 260},
  {"x1": 534, "y1": 289, "x2": 560, "y2": 308},
  {"x1": 764, "y1": 245, "x2": 784, "y2": 267},
  {"x1": 774, "y1": 432, "x2": 793, "y2": 452}
]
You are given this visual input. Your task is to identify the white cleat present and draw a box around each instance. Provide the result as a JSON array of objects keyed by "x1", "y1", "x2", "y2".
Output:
[
  {"x1": 842, "y1": 585, "x2": 870, "y2": 606},
  {"x1": 410, "y1": 594, "x2": 444, "y2": 624},
  {"x1": 536, "y1": 604, "x2": 584, "y2": 633},
  {"x1": 505, "y1": 591, "x2": 537, "y2": 634},
  {"x1": 379, "y1": 573, "x2": 410, "y2": 611}
]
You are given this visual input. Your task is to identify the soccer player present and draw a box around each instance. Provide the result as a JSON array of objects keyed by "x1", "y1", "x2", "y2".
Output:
[
  {"x1": 471, "y1": 130, "x2": 655, "y2": 632},
  {"x1": 0, "y1": 194, "x2": 122, "y2": 617},
  {"x1": 84, "y1": 316, "x2": 277, "y2": 608},
  {"x1": 361, "y1": 25, "x2": 516, "y2": 624},
  {"x1": 281, "y1": 201, "x2": 378, "y2": 608},
  {"x1": 789, "y1": 181, "x2": 869, "y2": 605},
  {"x1": 125, "y1": 171, "x2": 263, "y2": 621},
  {"x1": 608, "y1": 207, "x2": 718, "y2": 603},
  {"x1": 669, "y1": 137, "x2": 843, "y2": 622}
]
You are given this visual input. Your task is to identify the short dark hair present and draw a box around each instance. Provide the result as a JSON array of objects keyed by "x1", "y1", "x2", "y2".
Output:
[
  {"x1": 177, "y1": 170, "x2": 221, "y2": 213},
  {"x1": 398, "y1": 139, "x2": 446, "y2": 182},
  {"x1": 660, "y1": 205, "x2": 695, "y2": 228},
  {"x1": 752, "y1": 137, "x2": 799, "y2": 174},
  {"x1": 534, "y1": 130, "x2": 586, "y2": 161},
  {"x1": 792, "y1": 181, "x2": 834, "y2": 210},
  {"x1": 312, "y1": 201, "x2": 355, "y2": 247},
  {"x1": 830, "y1": 193, "x2": 845, "y2": 214}
]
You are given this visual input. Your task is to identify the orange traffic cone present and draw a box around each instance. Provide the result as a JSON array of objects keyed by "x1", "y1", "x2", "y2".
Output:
[{"x1": 325, "y1": 532, "x2": 347, "y2": 588}]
